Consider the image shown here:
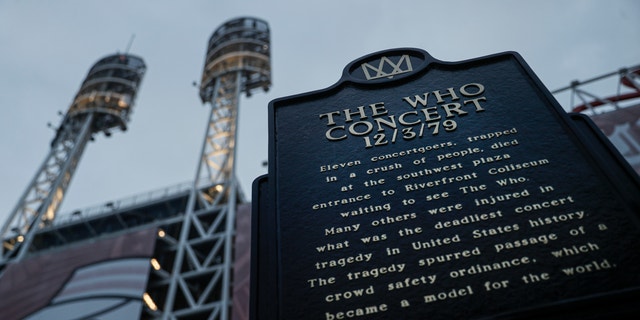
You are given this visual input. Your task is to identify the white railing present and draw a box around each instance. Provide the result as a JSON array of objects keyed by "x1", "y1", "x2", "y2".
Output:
[{"x1": 51, "y1": 181, "x2": 195, "y2": 227}]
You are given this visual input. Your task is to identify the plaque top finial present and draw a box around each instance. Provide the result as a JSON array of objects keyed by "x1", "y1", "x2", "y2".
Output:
[{"x1": 342, "y1": 48, "x2": 435, "y2": 84}]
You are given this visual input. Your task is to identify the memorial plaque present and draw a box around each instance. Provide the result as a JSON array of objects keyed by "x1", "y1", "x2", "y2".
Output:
[{"x1": 253, "y1": 48, "x2": 640, "y2": 319}]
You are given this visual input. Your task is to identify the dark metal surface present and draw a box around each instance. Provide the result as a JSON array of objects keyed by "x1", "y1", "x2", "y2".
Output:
[{"x1": 254, "y1": 48, "x2": 640, "y2": 319}]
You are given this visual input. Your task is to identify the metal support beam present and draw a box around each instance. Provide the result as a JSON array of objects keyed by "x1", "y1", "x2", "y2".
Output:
[{"x1": 1, "y1": 113, "x2": 94, "y2": 263}]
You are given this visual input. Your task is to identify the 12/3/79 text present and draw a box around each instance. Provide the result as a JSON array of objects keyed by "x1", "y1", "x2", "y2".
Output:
[{"x1": 318, "y1": 83, "x2": 488, "y2": 148}]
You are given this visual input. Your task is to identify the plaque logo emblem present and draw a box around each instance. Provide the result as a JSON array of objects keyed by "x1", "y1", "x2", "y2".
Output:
[{"x1": 361, "y1": 55, "x2": 413, "y2": 80}]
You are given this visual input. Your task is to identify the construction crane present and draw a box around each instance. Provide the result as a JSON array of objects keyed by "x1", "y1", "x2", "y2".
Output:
[
  {"x1": 0, "y1": 53, "x2": 146, "y2": 265},
  {"x1": 159, "y1": 17, "x2": 271, "y2": 319}
]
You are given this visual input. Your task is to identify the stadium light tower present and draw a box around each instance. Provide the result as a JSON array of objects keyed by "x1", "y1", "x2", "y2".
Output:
[
  {"x1": 0, "y1": 53, "x2": 146, "y2": 264},
  {"x1": 161, "y1": 17, "x2": 271, "y2": 319}
]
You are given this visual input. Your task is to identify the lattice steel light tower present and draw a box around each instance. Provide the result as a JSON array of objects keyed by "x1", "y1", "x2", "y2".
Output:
[
  {"x1": 0, "y1": 53, "x2": 146, "y2": 265},
  {"x1": 161, "y1": 17, "x2": 271, "y2": 319}
]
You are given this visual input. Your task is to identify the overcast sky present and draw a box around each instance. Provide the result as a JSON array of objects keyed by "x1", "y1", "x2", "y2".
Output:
[{"x1": 1, "y1": 0, "x2": 638, "y2": 226}]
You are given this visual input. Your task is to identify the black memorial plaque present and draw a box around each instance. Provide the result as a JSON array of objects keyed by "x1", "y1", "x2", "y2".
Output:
[{"x1": 254, "y1": 48, "x2": 640, "y2": 319}]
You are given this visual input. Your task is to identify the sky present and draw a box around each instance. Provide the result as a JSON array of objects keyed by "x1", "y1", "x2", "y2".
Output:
[{"x1": 0, "y1": 0, "x2": 639, "y2": 227}]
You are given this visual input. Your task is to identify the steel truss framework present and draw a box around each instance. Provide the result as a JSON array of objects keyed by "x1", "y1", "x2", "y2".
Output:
[
  {"x1": 552, "y1": 64, "x2": 640, "y2": 113},
  {"x1": 149, "y1": 17, "x2": 271, "y2": 320},
  {"x1": 154, "y1": 73, "x2": 243, "y2": 319},
  {"x1": 0, "y1": 53, "x2": 146, "y2": 267},
  {"x1": 0, "y1": 17, "x2": 269, "y2": 319},
  {"x1": 0, "y1": 114, "x2": 93, "y2": 263}
]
